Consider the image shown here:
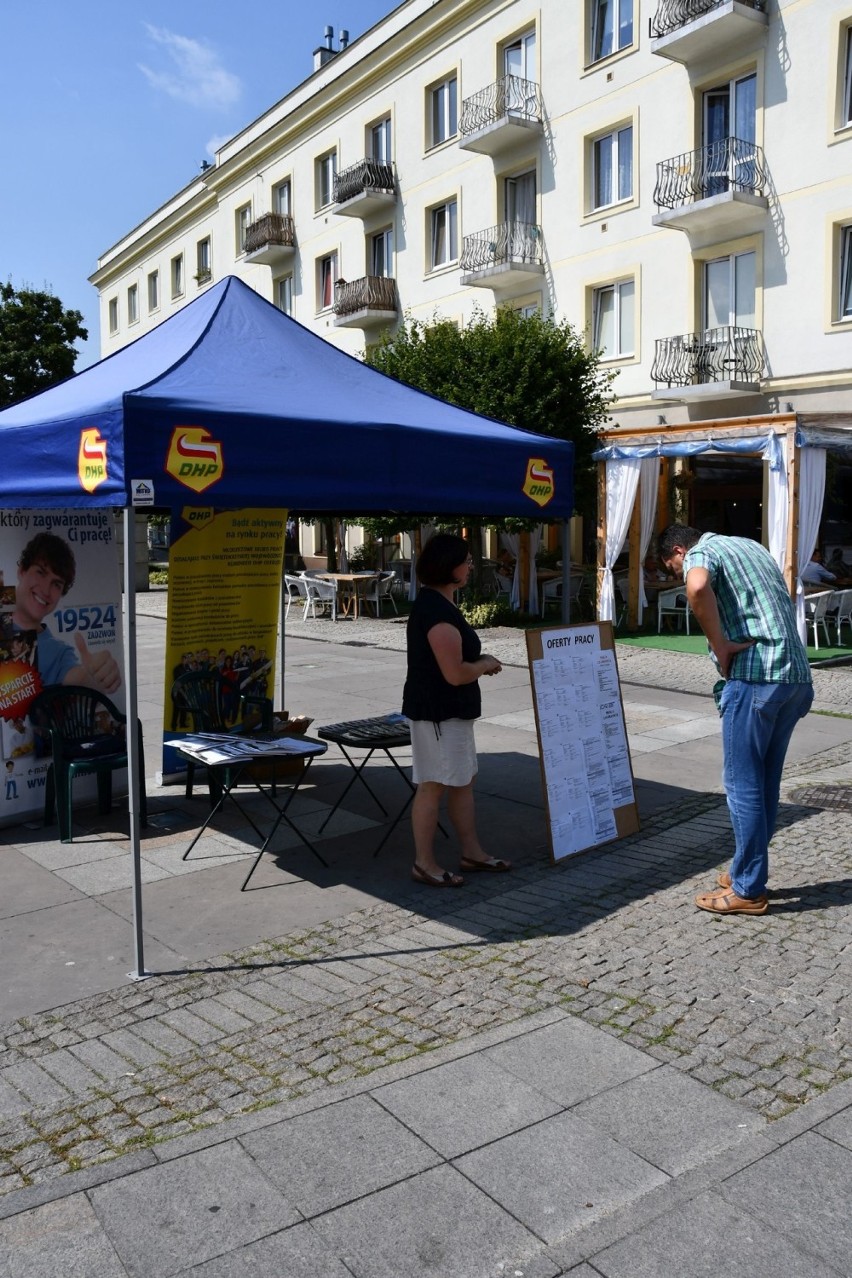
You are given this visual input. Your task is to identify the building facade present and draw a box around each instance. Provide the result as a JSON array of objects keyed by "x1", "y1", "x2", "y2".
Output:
[{"x1": 92, "y1": 0, "x2": 852, "y2": 549}]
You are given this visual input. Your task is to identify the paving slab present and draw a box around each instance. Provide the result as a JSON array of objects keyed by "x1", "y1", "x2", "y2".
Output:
[
  {"x1": 453, "y1": 1110, "x2": 669, "y2": 1244},
  {"x1": 0, "y1": 1193, "x2": 130, "y2": 1278},
  {"x1": 572, "y1": 1063, "x2": 765, "y2": 1175},
  {"x1": 89, "y1": 1142, "x2": 297, "y2": 1278},
  {"x1": 179, "y1": 1221, "x2": 355, "y2": 1277},
  {"x1": 371, "y1": 1051, "x2": 562, "y2": 1158},
  {"x1": 241, "y1": 1093, "x2": 440, "y2": 1215}
]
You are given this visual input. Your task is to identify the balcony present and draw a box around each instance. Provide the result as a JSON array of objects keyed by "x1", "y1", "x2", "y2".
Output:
[
  {"x1": 460, "y1": 222, "x2": 545, "y2": 288},
  {"x1": 333, "y1": 160, "x2": 396, "y2": 217},
  {"x1": 459, "y1": 75, "x2": 544, "y2": 156},
  {"x1": 333, "y1": 276, "x2": 398, "y2": 329},
  {"x1": 651, "y1": 326, "x2": 764, "y2": 401},
  {"x1": 653, "y1": 138, "x2": 769, "y2": 236},
  {"x1": 650, "y1": 0, "x2": 768, "y2": 64},
  {"x1": 244, "y1": 212, "x2": 296, "y2": 265}
]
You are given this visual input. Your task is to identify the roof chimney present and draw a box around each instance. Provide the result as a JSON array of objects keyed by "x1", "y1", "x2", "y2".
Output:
[
  {"x1": 313, "y1": 25, "x2": 338, "y2": 71},
  {"x1": 339, "y1": 29, "x2": 349, "y2": 49}
]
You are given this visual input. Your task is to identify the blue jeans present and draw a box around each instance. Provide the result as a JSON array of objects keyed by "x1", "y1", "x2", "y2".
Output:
[{"x1": 720, "y1": 680, "x2": 814, "y2": 898}]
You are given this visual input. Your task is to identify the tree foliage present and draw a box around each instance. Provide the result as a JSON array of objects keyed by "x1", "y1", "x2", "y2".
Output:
[
  {"x1": 365, "y1": 306, "x2": 616, "y2": 523},
  {"x1": 0, "y1": 283, "x2": 88, "y2": 409}
]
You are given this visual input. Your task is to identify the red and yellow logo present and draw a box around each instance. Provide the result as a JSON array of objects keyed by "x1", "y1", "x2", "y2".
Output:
[
  {"x1": 78, "y1": 428, "x2": 108, "y2": 493},
  {"x1": 166, "y1": 427, "x2": 224, "y2": 493},
  {"x1": 523, "y1": 457, "x2": 555, "y2": 508}
]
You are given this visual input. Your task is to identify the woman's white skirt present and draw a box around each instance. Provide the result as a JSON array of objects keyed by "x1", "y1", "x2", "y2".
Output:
[{"x1": 408, "y1": 718, "x2": 477, "y2": 787}]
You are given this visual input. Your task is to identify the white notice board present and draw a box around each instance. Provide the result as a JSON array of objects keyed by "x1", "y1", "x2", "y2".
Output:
[{"x1": 526, "y1": 621, "x2": 639, "y2": 863}]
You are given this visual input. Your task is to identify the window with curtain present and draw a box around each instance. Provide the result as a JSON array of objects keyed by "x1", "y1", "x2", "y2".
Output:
[
  {"x1": 505, "y1": 170, "x2": 536, "y2": 224},
  {"x1": 316, "y1": 151, "x2": 337, "y2": 208},
  {"x1": 235, "y1": 204, "x2": 252, "y2": 253},
  {"x1": 127, "y1": 284, "x2": 138, "y2": 325},
  {"x1": 430, "y1": 199, "x2": 458, "y2": 268},
  {"x1": 276, "y1": 275, "x2": 293, "y2": 315},
  {"x1": 704, "y1": 251, "x2": 755, "y2": 329},
  {"x1": 273, "y1": 179, "x2": 292, "y2": 216},
  {"x1": 371, "y1": 228, "x2": 393, "y2": 277},
  {"x1": 108, "y1": 297, "x2": 118, "y2": 334},
  {"x1": 370, "y1": 117, "x2": 392, "y2": 162},
  {"x1": 171, "y1": 254, "x2": 183, "y2": 298},
  {"x1": 590, "y1": 0, "x2": 633, "y2": 63},
  {"x1": 147, "y1": 271, "x2": 159, "y2": 313},
  {"x1": 429, "y1": 76, "x2": 458, "y2": 146},
  {"x1": 318, "y1": 251, "x2": 338, "y2": 310},
  {"x1": 592, "y1": 124, "x2": 632, "y2": 209},
  {"x1": 196, "y1": 237, "x2": 211, "y2": 278},
  {"x1": 593, "y1": 279, "x2": 635, "y2": 358},
  {"x1": 840, "y1": 225, "x2": 852, "y2": 319}
]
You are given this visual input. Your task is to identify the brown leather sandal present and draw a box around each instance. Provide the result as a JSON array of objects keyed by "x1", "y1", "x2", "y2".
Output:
[
  {"x1": 411, "y1": 863, "x2": 464, "y2": 888},
  {"x1": 695, "y1": 887, "x2": 768, "y2": 915},
  {"x1": 459, "y1": 856, "x2": 512, "y2": 873}
]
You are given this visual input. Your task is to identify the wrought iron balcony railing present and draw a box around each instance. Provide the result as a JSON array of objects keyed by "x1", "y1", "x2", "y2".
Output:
[
  {"x1": 459, "y1": 75, "x2": 543, "y2": 136},
  {"x1": 333, "y1": 159, "x2": 395, "y2": 205},
  {"x1": 654, "y1": 137, "x2": 767, "y2": 210},
  {"x1": 333, "y1": 275, "x2": 397, "y2": 317},
  {"x1": 460, "y1": 221, "x2": 542, "y2": 273},
  {"x1": 244, "y1": 212, "x2": 296, "y2": 254},
  {"x1": 651, "y1": 326, "x2": 764, "y2": 388},
  {"x1": 650, "y1": 0, "x2": 766, "y2": 40}
]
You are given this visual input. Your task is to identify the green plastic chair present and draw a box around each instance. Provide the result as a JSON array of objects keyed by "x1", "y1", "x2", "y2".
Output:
[
  {"x1": 28, "y1": 686, "x2": 147, "y2": 843},
  {"x1": 170, "y1": 670, "x2": 272, "y2": 799}
]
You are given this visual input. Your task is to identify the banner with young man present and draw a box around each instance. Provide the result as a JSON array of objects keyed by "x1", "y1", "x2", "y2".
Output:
[
  {"x1": 0, "y1": 509, "x2": 124, "y2": 825},
  {"x1": 161, "y1": 508, "x2": 286, "y2": 779}
]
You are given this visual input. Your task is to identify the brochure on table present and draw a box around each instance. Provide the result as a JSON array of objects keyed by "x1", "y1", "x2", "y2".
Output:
[{"x1": 526, "y1": 621, "x2": 639, "y2": 862}]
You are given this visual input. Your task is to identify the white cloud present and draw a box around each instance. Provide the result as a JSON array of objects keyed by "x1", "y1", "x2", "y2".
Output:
[
  {"x1": 138, "y1": 25, "x2": 241, "y2": 110},
  {"x1": 205, "y1": 133, "x2": 232, "y2": 158}
]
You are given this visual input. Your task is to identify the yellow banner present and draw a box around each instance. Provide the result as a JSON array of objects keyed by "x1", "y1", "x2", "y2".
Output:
[{"x1": 161, "y1": 508, "x2": 286, "y2": 775}]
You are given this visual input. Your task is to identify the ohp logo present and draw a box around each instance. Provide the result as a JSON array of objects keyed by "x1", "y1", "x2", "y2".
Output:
[
  {"x1": 166, "y1": 427, "x2": 224, "y2": 493},
  {"x1": 523, "y1": 457, "x2": 555, "y2": 508},
  {"x1": 78, "y1": 428, "x2": 108, "y2": 493}
]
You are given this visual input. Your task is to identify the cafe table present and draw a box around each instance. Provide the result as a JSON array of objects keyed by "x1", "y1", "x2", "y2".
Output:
[{"x1": 318, "y1": 571, "x2": 380, "y2": 619}]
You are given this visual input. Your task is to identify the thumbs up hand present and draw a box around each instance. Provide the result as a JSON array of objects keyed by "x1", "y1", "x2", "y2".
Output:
[{"x1": 74, "y1": 633, "x2": 122, "y2": 695}]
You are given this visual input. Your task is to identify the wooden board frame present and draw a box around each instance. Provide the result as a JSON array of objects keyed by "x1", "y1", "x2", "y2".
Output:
[{"x1": 526, "y1": 620, "x2": 640, "y2": 863}]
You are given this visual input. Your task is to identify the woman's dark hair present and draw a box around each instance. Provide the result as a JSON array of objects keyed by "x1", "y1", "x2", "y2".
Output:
[
  {"x1": 417, "y1": 533, "x2": 469, "y2": 587},
  {"x1": 18, "y1": 533, "x2": 76, "y2": 595}
]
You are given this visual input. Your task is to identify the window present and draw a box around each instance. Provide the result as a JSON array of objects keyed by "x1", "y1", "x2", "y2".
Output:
[
  {"x1": 590, "y1": 0, "x2": 633, "y2": 63},
  {"x1": 704, "y1": 251, "x2": 755, "y2": 329},
  {"x1": 430, "y1": 199, "x2": 458, "y2": 269},
  {"x1": 592, "y1": 124, "x2": 633, "y2": 209},
  {"x1": 276, "y1": 275, "x2": 293, "y2": 315},
  {"x1": 235, "y1": 204, "x2": 252, "y2": 254},
  {"x1": 318, "y1": 251, "x2": 338, "y2": 310},
  {"x1": 504, "y1": 31, "x2": 536, "y2": 81},
  {"x1": 196, "y1": 237, "x2": 211, "y2": 282},
  {"x1": 505, "y1": 170, "x2": 537, "y2": 225},
  {"x1": 147, "y1": 271, "x2": 159, "y2": 312},
  {"x1": 108, "y1": 297, "x2": 119, "y2": 334},
  {"x1": 370, "y1": 117, "x2": 392, "y2": 163},
  {"x1": 273, "y1": 179, "x2": 292, "y2": 216},
  {"x1": 316, "y1": 151, "x2": 337, "y2": 209},
  {"x1": 171, "y1": 254, "x2": 184, "y2": 298},
  {"x1": 702, "y1": 73, "x2": 757, "y2": 196},
  {"x1": 839, "y1": 226, "x2": 852, "y2": 319},
  {"x1": 514, "y1": 300, "x2": 541, "y2": 318},
  {"x1": 371, "y1": 228, "x2": 393, "y2": 277},
  {"x1": 843, "y1": 27, "x2": 852, "y2": 126},
  {"x1": 127, "y1": 283, "x2": 139, "y2": 325},
  {"x1": 429, "y1": 75, "x2": 458, "y2": 147},
  {"x1": 593, "y1": 279, "x2": 635, "y2": 358}
]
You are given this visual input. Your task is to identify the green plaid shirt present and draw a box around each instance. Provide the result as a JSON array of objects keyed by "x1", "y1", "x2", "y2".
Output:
[{"x1": 683, "y1": 533, "x2": 811, "y2": 684}]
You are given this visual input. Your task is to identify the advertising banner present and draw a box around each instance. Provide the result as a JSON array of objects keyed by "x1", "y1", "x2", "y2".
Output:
[
  {"x1": 0, "y1": 509, "x2": 124, "y2": 825},
  {"x1": 161, "y1": 508, "x2": 286, "y2": 779}
]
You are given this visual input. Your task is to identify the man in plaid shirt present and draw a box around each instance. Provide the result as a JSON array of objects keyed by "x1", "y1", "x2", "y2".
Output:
[{"x1": 658, "y1": 525, "x2": 813, "y2": 915}]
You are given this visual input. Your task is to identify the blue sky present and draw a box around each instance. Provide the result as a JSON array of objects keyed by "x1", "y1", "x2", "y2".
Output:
[{"x1": 1, "y1": 1, "x2": 394, "y2": 369}]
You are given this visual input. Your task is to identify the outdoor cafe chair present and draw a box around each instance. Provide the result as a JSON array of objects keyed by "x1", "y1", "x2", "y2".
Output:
[
  {"x1": 831, "y1": 588, "x2": 852, "y2": 645},
  {"x1": 304, "y1": 575, "x2": 338, "y2": 620},
  {"x1": 805, "y1": 590, "x2": 834, "y2": 649},
  {"x1": 363, "y1": 571, "x2": 398, "y2": 617},
  {"x1": 284, "y1": 573, "x2": 307, "y2": 620},
  {"x1": 28, "y1": 686, "x2": 147, "y2": 843},
  {"x1": 657, "y1": 585, "x2": 690, "y2": 634}
]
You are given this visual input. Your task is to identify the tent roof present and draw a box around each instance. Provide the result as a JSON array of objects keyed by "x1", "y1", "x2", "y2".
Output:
[{"x1": 0, "y1": 276, "x2": 573, "y2": 517}]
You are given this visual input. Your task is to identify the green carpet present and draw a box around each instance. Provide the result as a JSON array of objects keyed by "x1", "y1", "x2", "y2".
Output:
[{"x1": 615, "y1": 632, "x2": 851, "y2": 664}]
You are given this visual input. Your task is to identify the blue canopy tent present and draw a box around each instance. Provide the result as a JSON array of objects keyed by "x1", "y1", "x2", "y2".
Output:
[{"x1": 0, "y1": 276, "x2": 574, "y2": 977}]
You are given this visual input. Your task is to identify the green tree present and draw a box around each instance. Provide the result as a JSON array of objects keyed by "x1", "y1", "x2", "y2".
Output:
[
  {"x1": 364, "y1": 306, "x2": 617, "y2": 569},
  {"x1": 0, "y1": 283, "x2": 88, "y2": 409}
]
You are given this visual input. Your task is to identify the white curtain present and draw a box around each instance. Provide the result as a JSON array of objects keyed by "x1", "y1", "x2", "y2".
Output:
[
  {"x1": 408, "y1": 529, "x2": 418, "y2": 601},
  {"x1": 500, "y1": 532, "x2": 521, "y2": 609},
  {"x1": 794, "y1": 448, "x2": 827, "y2": 641},
  {"x1": 766, "y1": 434, "x2": 789, "y2": 575},
  {"x1": 599, "y1": 458, "x2": 641, "y2": 622},
  {"x1": 527, "y1": 525, "x2": 543, "y2": 614},
  {"x1": 337, "y1": 522, "x2": 349, "y2": 572},
  {"x1": 637, "y1": 457, "x2": 659, "y2": 623}
]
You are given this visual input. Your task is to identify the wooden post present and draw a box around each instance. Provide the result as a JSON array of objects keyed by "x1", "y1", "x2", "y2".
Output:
[
  {"x1": 596, "y1": 459, "x2": 607, "y2": 619},
  {"x1": 519, "y1": 530, "x2": 530, "y2": 613},
  {"x1": 657, "y1": 457, "x2": 670, "y2": 533}
]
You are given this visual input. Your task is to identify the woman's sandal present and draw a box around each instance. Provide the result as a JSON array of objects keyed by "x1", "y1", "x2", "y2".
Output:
[
  {"x1": 411, "y1": 863, "x2": 464, "y2": 888},
  {"x1": 459, "y1": 856, "x2": 512, "y2": 873},
  {"x1": 695, "y1": 887, "x2": 768, "y2": 915}
]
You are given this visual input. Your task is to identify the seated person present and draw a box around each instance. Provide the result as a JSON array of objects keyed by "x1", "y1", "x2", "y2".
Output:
[
  {"x1": 801, "y1": 550, "x2": 836, "y2": 585},
  {"x1": 644, "y1": 554, "x2": 666, "y2": 583},
  {"x1": 496, "y1": 547, "x2": 516, "y2": 578}
]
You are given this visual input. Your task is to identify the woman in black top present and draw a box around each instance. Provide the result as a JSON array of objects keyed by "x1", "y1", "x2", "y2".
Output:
[{"x1": 402, "y1": 533, "x2": 511, "y2": 887}]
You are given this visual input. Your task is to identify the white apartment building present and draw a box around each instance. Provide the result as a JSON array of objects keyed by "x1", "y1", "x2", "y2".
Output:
[{"x1": 92, "y1": 0, "x2": 852, "y2": 548}]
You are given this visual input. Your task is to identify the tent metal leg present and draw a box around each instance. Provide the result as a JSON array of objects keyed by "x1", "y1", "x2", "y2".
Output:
[{"x1": 124, "y1": 507, "x2": 149, "y2": 981}]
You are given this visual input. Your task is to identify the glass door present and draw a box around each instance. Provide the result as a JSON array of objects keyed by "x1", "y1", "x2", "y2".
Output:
[
  {"x1": 702, "y1": 73, "x2": 755, "y2": 197},
  {"x1": 504, "y1": 31, "x2": 536, "y2": 115}
]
